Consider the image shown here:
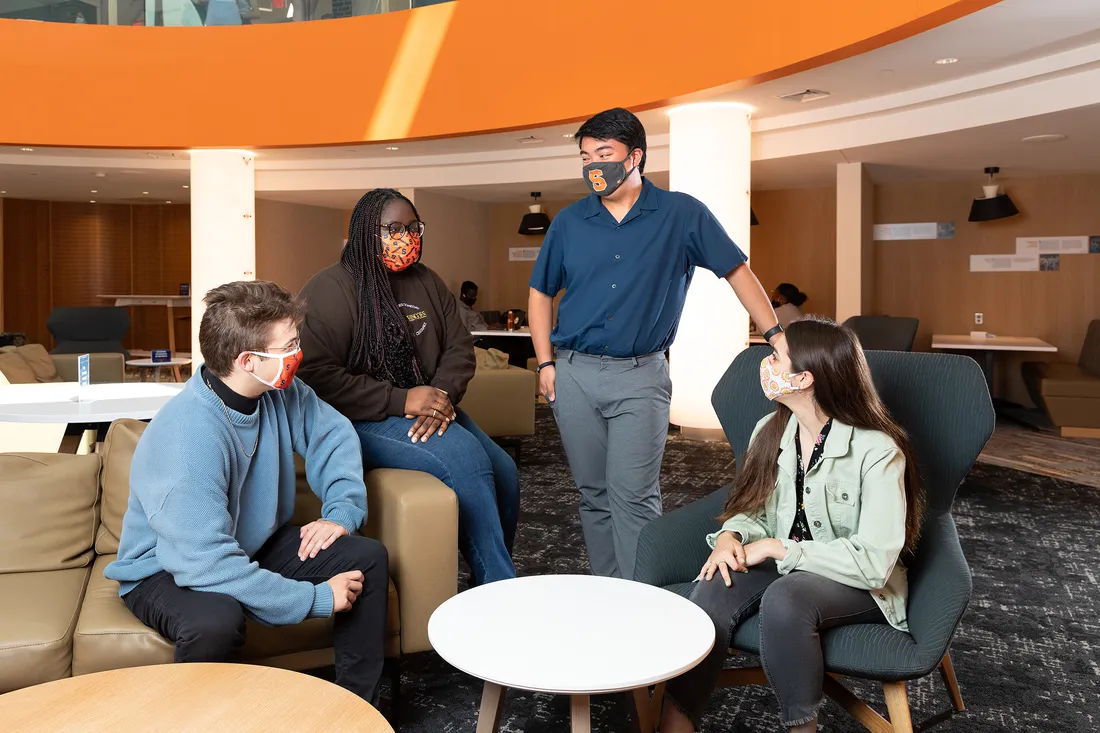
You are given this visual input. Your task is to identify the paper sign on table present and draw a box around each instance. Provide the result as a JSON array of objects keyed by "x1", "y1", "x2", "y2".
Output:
[{"x1": 970, "y1": 253, "x2": 1039, "y2": 272}]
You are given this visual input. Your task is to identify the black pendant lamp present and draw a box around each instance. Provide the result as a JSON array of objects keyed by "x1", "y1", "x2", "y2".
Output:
[
  {"x1": 968, "y1": 166, "x2": 1019, "y2": 222},
  {"x1": 518, "y1": 192, "x2": 552, "y2": 235},
  {"x1": 750, "y1": 208, "x2": 759, "y2": 226}
]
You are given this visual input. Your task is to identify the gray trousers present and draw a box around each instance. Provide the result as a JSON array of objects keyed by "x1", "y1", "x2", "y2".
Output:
[{"x1": 551, "y1": 349, "x2": 671, "y2": 580}]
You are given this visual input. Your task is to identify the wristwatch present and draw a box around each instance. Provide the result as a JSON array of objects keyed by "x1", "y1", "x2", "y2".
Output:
[{"x1": 762, "y1": 324, "x2": 784, "y2": 343}]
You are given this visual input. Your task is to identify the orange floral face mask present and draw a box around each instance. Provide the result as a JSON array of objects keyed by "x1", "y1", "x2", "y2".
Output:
[{"x1": 760, "y1": 355, "x2": 803, "y2": 401}]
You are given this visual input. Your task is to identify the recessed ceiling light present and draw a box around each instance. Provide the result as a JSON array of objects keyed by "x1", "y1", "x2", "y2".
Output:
[
  {"x1": 90, "y1": 200, "x2": 96, "y2": 204},
  {"x1": 91, "y1": 190, "x2": 97, "y2": 194},
  {"x1": 165, "y1": 200, "x2": 172, "y2": 204},
  {"x1": 21, "y1": 147, "x2": 33, "y2": 152},
  {"x1": 1, "y1": 191, "x2": 6, "y2": 195},
  {"x1": 385, "y1": 146, "x2": 399, "y2": 151},
  {"x1": 95, "y1": 173, "x2": 107, "y2": 178},
  {"x1": 182, "y1": 184, "x2": 189, "y2": 189},
  {"x1": 1021, "y1": 133, "x2": 1067, "y2": 143},
  {"x1": 142, "y1": 191, "x2": 149, "y2": 195},
  {"x1": 935, "y1": 57, "x2": 959, "y2": 65},
  {"x1": 562, "y1": 133, "x2": 574, "y2": 138}
]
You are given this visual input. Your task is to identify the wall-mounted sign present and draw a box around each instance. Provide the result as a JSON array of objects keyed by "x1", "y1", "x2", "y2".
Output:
[
  {"x1": 970, "y1": 254, "x2": 1038, "y2": 272},
  {"x1": 873, "y1": 222, "x2": 954, "y2": 241},
  {"x1": 509, "y1": 247, "x2": 540, "y2": 262},
  {"x1": 1016, "y1": 236, "x2": 1089, "y2": 256}
]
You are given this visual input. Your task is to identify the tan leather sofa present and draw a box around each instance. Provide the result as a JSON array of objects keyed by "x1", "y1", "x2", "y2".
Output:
[
  {"x1": 461, "y1": 365, "x2": 537, "y2": 437},
  {"x1": 1023, "y1": 320, "x2": 1100, "y2": 436},
  {"x1": 0, "y1": 345, "x2": 125, "y2": 385},
  {"x1": 0, "y1": 419, "x2": 458, "y2": 694}
]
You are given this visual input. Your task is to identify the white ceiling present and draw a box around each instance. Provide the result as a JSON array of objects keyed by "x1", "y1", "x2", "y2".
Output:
[{"x1": 3, "y1": 0, "x2": 1100, "y2": 205}]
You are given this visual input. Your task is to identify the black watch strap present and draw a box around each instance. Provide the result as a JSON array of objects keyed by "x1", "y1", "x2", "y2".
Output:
[
  {"x1": 762, "y1": 324, "x2": 784, "y2": 343},
  {"x1": 537, "y1": 360, "x2": 556, "y2": 373}
]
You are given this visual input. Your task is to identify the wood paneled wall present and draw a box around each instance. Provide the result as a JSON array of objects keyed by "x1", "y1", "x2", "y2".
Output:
[
  {"x1": 488, "y1": 199, "x2": 575, "y2": 312},
  {"x1": 874, "y1": 174, "x2": 1100, "y2": 404},
  {"x1": 1, "y1": 200, "x2": 191, "y2": 351}
]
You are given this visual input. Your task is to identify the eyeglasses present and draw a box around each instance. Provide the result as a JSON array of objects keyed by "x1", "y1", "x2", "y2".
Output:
[{"x1": 380, "y1": 221, "x2": 425, "y2": 238}]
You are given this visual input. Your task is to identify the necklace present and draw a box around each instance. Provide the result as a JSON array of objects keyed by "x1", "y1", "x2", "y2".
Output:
[{"x1": 216, "y1": 395, "x2": 259, "y2": 458}]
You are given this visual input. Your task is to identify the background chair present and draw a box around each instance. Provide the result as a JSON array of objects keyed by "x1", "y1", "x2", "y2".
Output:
[
  {"x1": 1022, "y1": 319, "x2": 1100, "y2": 437},
  {"x1": 46, "y1": 307, "x2": 131, "y2": 358},
  {"x1": 843, "y1": 315, "x2": 919, "y2": 352},
  {"x1": 635, "y1": 347, "x2": 994, "y2": 732}
]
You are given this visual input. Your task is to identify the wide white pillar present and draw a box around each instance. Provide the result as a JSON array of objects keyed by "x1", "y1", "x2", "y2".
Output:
[
  {"x1": 668, "y1": 103, "x2": 752, "y2": 432},
  {"x1": 835, "y1": 162, "x2": 874, "y2": 323},
  {"x1": 190, "y1": 150, "x2": 257, "y2": 367}
]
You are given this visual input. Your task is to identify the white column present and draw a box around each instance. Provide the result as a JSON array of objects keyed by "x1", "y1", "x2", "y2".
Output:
[
  {"x1": 190, "y1": 150, "x2": 257, "y2": 367},
  {"x1": 835, "y1": 162, "x2": 874, "y2": 323},
  {"x1": 668, "y1": 103, "x2": 752, "y2": 432}
]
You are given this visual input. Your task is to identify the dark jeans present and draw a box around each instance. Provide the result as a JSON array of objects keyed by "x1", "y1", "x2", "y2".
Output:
[
  {"x1": 353, "y1": 408, "x2": 518, "y2": 586},
  {"x1": 124, "y1": 525, "x2": 389, "y2": 703},
  {"x1": 666, "y1": 560, "x2": 886, "y2": 727}
]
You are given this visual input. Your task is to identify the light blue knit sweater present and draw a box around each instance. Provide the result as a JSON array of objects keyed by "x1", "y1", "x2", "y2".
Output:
[{"x1": 105, "y1": 372, "x2": 367, "y2": 625}]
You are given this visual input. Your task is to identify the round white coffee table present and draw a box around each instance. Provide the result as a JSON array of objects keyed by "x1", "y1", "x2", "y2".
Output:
[
  {"x1": 0, "y1": 382, "x2": 184, "y2": 423},
  {"x1": 428, "y1": 575, "x2": 714, "y2": 733},
  {"x1": 126, "y1": 357, "x2": 192, "y2": 383}
]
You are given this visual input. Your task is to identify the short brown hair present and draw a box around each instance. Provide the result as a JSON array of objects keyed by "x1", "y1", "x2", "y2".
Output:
[{"x1": 198, "y1": 281, "x2": 304, "y2": 377}]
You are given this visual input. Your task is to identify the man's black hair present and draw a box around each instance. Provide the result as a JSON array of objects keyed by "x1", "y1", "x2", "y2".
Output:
[
  {"x1": 461, "y1": 281, "x2": 478, "y2": 294},
  {"x1": 574, "y1": 107, "x2": 647, "y2": 173}
]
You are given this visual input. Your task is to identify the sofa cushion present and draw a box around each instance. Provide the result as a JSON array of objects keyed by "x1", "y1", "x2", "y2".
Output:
[
  {"x1": 0, "y1": 567, "x2": 91, "y2": 693},
  {"x1": 16, "y1": 344, "x2": 63, "y2": 383},
  {"x1": 97, "y1": 419, "x2": 147, "y2": 555},
  {"x1": 0, "y1": 453, "x2": 100, "y2": 573},
  {"x1": 0, "y1": 352, "x2": 37, "y2": 384},
  {"x1": 1036, "y1": 363, "x2": 1100, "y2": 399},
  {"x1": 74, "y1": 555, "x2": 402, "y2": 676},
  {"x1": 475, "y1": 347, "x2": 510, "y2": 370}
]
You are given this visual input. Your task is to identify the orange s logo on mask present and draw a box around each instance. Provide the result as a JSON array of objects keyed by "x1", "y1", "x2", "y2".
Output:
[{"x1": 587, "y1": 169, "x2": 607, "y2": 192}]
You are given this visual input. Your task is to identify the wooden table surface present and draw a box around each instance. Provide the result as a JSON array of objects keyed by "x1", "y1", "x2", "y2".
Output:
[
  {"x1": 0, "y1": 663, "x2": 393, "y2": 733},
  {"x1": 930, "y1": 334, "x2": 1058, "y2": 352}
]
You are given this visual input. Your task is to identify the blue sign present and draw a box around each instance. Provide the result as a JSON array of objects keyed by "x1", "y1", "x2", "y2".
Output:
[
  {"x1": 78, "y1": 354, "x2": 90, "y2": 387},
  {"x1": 151, "y1": 350, "x2": 172, "y2": 363},
  {"x1": 179, "y1": 283, "x2": 190, "y2": 296}
]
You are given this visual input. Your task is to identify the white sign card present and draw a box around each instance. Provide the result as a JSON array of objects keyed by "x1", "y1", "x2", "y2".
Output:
[
  {"x1": 1015, "y1": 236, "x2": 1089, "y2": 255},
  {"x1": 970, "y1": 254, "x2": 1039, "y2": 272},
  {"x1": 509, "y1": 247, "x2": 540, "y2": 262},
  {"x1": 873, "y1": 222, "x2": 954, "y2": 241}
]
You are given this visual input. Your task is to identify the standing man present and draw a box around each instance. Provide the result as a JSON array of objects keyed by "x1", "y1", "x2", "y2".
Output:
[
  {"x1": 457, "y1": 280, "x2": 489, "y2": 333},
  {"x1": 528, "y1": 107, "x2": 785, "y2": 580}
]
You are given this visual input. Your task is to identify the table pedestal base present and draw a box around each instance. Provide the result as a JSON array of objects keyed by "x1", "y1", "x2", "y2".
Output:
[{"x1": 476, "y1": 682, "x2": 659, "y2": 733}]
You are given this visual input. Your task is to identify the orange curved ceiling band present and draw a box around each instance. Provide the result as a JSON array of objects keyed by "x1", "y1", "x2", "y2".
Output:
[{"x1": 0, "y1": 0, "x2": 1000, "y2": 149}]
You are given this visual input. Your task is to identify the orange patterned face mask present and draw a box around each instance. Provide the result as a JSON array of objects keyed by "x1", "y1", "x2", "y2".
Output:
[
  {"x1": 381, "y1": 231, "x2": 422, "y2": 272},
  {"x1": 760, "y1": 355, "x2": 802, "y2": 401}
]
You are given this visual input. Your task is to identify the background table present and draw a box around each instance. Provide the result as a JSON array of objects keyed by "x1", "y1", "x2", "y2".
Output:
[
  {"x1": 428, "y1": 574, "x2": 714, "y2": 733},
  {"x1": 99, "y1": 294, "x2": 190, "y2": 356},
  {"x1": 931, "y1": 334, "x2": 1057, "y2": 393},
  {"x1": 0, "y1": 663, "x2": 393, "y2": 733},
  {"x1": 0, "y1": 382, "x2": 184, "y2": 424},
  {"x1": 473, "y1": 328, "x2": 535, "y2": 368},
  {"x1": 126, "y1": 357, "x2": 192, "y2": 383}
]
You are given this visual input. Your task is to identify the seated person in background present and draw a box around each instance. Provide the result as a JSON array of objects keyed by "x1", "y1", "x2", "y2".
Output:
[
  {"x1": 458, "y1": 280, "x2": 489, "y2": 333},
  {"x1": 661, "y1": 316, "x2": 923, "y2": 733},
  {"x1": 105, "y1": 281, "x2": 389, "y2": 704},
  {"x1": 772, "y1": 282, "x2": 808, "y2": 328},
  {"x1": 298, "y1": 188, "x2": 519, "y2": 587}
]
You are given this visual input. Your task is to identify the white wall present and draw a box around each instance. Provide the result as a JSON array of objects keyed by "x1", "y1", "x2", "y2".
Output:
[{"x1": 410, "y1": 189, "x2": 491, "y2": 302}]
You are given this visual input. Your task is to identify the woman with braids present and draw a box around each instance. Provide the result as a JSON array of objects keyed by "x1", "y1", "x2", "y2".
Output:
[
  {"x1": 660, "y1": 316, "x2": 924, "y2": 733},
  {"x1": 298, "y1": 188, "x2": 518, "y2": 586}
]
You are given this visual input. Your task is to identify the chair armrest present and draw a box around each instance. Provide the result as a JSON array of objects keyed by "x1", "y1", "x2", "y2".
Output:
[
  {"x1": 460, "y1": 367, "x2": 536, "y2": 437},
  {"x1": 52, "y1": 353, "x2": 126, "y2": 383},
  {"x1": 634, "y1": 487, "x2": 728, "y2": 586},
  {"x1": 363, "y1": 468, "x2": 458, "y2": 655}
]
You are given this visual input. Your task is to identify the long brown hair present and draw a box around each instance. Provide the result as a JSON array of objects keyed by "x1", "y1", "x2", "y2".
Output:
[{"x1": 719, "y1": 316, "x2": 925, "y2": 553}]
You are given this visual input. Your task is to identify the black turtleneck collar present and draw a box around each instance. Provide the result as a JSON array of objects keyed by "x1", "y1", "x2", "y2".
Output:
[{"x1": 202, "y1": 366, "x2": 260, "y2": 415}]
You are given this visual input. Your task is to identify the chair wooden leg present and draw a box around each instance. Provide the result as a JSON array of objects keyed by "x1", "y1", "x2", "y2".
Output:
[
  {"x1": 476, "y1": 682, "x2": 505, "y2": 733},
  {"x1": 649, "y1": 681, "x2": 666, "y2": 730},
  {"x1": 938, "y1": 652, "x2": 965, "y2": 712},
  {"x1": 883, "y1": 681, "x2": 913, "y2": 733},
  {"x1": 822, "y1": 676, "x2": 893, "y2": 733}
]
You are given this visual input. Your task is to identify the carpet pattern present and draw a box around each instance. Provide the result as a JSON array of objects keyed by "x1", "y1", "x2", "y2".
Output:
[{"x1": 380, "y1": 409, "x2": 1099, "y2": 732}]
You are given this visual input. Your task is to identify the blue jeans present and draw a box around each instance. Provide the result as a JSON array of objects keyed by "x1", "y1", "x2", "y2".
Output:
[{"x1": 352, "y1": 409, "x2": 518, "y2": 585}]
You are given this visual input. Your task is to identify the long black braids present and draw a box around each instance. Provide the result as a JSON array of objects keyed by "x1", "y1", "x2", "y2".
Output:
[{"x1": 341, "y1": 188, "x2": 428, "y2": 388}]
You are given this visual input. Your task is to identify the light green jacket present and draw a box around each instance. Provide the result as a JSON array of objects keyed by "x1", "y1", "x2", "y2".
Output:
[{"x1": 707, "y1": 413, "x2": 910, "y2": 632}]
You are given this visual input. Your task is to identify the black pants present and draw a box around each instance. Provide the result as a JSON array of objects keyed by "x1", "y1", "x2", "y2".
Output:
[
  {"x1": 124, "y1": 525, "x2": 389, "y2": 703},
  {"x1": 665, "y1": 559, "x2": 886, "y2": 727}
]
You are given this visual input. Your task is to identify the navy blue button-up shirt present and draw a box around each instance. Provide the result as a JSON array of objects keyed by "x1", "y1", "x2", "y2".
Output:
[{"x1": 529, "y1": 178, "x2": 747, "y2": 357}]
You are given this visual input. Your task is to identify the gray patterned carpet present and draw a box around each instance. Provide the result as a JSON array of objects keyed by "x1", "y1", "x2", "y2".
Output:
[{"x1": 369, "y1": 409, "x2": 1100, "y2": 732}]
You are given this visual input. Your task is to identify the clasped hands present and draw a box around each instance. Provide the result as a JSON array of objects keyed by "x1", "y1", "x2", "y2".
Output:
[{"x1": 699, "y1": 532, "x2": 788, "y2": 587}]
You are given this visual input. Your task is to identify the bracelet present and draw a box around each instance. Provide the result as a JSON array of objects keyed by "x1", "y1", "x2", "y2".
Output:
[
  {"x1": 762, "y1": 324, "x2": 784, "y2": 343},
  {"x1": 537, "y1": 360, "x2": 556, "y2": 373}
]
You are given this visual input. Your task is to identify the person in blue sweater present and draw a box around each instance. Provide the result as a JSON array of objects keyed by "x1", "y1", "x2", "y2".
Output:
[{"x1": 105, "y1": 280, "x2": 388, "y2": 703}]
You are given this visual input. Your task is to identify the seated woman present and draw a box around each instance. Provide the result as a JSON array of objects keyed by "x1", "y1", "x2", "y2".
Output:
[
  {"x1": 772, "y1": 283, "x2": 808, "y2": 328},
  {"x1": 661, "y1": 316, "x2": 923, "y2": 733},
  {"x1": 298, "y1": 188, "x2": 518, "y2": 586}
]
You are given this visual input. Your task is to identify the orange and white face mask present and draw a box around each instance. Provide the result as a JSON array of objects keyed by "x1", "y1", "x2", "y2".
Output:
[{"x1": 759, "y1": 355, "x2": 803, "y2": 401}]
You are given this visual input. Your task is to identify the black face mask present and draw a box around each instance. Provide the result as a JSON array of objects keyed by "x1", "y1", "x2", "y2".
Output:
[{"x1": 583, "y1": 152, "x2": 636, "y2": 198}]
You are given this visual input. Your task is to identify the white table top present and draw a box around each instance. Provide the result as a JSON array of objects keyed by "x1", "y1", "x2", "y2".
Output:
[
  {"x1": 99, "y1": 294, "x2": 191, "y2": 307},
  {"x1": 126, "y1": 359, "x2": 192, "y2": 367},
  {"x1": 930, "y1": 334, "x2": 1058, "y2": 353},
  {"x1": 0, "y1": 382, "x2": 184, "y2": 423},
  {"x1": 428, "y1": 575, "x2": 714, "y2": 695},
  {"x1": 472, "y1": 329, "x2": 532, "y2": 338}
]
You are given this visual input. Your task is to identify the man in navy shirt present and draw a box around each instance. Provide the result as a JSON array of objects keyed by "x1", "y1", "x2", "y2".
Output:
[{"x1": 528, "y1": 107, "x2": 785, "y2": 580}]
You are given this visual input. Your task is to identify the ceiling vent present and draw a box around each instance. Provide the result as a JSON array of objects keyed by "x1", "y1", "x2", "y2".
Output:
[
  {"x1": 777, "y1": 89, "x2": 832, "y2": 103},
  {"x1": 513, "y1": 135, "x2": 544, "y2": 145}
]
